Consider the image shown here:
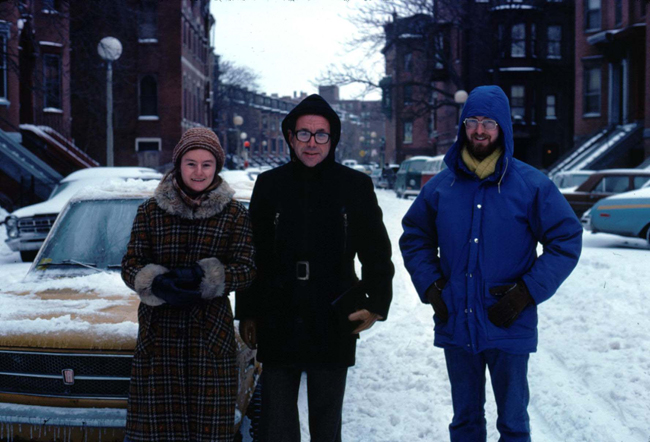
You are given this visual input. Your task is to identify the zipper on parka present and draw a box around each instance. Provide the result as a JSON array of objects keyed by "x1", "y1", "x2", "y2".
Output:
[
  {"x1": 342, "y1": 208, "x2": 348, "y2": 254},
  {"x1": 274, "y1": 212, "x2": 280, "y2": 256}
]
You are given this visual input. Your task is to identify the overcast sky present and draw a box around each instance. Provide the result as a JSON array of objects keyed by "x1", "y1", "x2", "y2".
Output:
[{"x1": 210, "y1": 0, "x2": 384, "y2": 100}]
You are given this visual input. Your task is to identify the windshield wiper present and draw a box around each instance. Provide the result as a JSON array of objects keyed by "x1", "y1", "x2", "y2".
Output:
[{"x1": 40, "y1": 259, "x2": 107, "y2": 274}]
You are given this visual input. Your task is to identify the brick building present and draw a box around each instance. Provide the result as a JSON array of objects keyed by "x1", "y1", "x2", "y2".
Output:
[
  {"x1": 319, "y1": 85, "x2": 385, "y2": 165},
  {"x1": 0, "y1": 0, "x2": 99, "y2": 211},
  {"x1": 569, "y1": 0, "x2": 649, "y2": 169},
  {"x1": 70, "y1": 0, "x2": 214, "y2": 170},
  {"x1": 212, "y1": 82, "x2": 297, "y2": 168},
  {"x1": 382, "y1": 1, "x2": 576, "y2": 169}
]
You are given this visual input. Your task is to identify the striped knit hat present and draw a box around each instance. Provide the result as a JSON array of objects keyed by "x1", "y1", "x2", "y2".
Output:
[{"x1": 172, "y1": 127, "x2": 225, "y2": 172}]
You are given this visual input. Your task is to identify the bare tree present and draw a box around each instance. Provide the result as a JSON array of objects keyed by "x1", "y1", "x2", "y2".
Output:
[
  {"x1": 317, "y1": 0, "x2": 491, "y2": 117},
  {"x1": 218, "y1": 59, "x2": 261, "y2": 92}
]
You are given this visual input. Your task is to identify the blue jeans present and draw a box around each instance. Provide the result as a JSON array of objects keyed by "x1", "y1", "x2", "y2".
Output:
[
  {"x1": 444, "y1": 347, "x2": 531, "y2": 442},
  {"x1": 260, "y1": 365, "x2": 348, "y2": 442}
]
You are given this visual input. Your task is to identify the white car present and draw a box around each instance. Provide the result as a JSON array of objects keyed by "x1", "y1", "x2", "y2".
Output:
[{"x1": 4, "y1": 167, "x2": 162, "y2": 262}]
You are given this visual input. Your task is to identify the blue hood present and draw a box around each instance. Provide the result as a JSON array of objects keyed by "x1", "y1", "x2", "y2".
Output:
[{"x1": 444, "y1": 85, "x2": 514, "y2": 181}]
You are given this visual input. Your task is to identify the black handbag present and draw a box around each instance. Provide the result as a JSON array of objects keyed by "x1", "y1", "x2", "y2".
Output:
[{"x1": 330, "y1": 283, "x2": 366, "y2": 334}]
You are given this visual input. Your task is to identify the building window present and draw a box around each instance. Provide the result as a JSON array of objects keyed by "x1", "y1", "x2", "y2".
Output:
[
  {"x1": 140, "y1": 76, "x2": 158, "y2": 116},
  {"x1": 584, "y1": 64, "x2": 601, "y2": 115},
  {"x1": 614, "y1": 0, "x2": 622, "y2": 25},
  {"x1": 136, "y1": 139, "x2": 161, "y2": 151},
  {"x1": 138, "y1": 0, "x2": 157, "y2": 40},
  {"x1": 585, "y1": 0, "x2": 601, "y2": 31},
  {"x1": 403, "y1": 121, "x2": 413, "y2": 144},
  {"x1": 511, "y1": 23, "x2": 526, "y2": 58},
  {"x1": 0, "y1": 30, "x2": 7, "y2": 100},
  {"x1": 42, "y1": 0, "x2": 62, "y2": 11},
  {"x1": 43, "y1": 54, "x2": 61, "y2": 109},
  {"x1": 547, "y1": 26, "x2": 562, "y2": 59},
  {"x1": 434, "y1": 34, "x2": 444, "y2": 69},
  {"x1": 403, "y1": 52, "x2": 412, "y2": 73},
  {"x1": 403, "y1": 85, "x2": 413, "y2": 105},
  {"x1": 510, "y1": 85, "x2": 525, "y2": 122},
  {"x1": 546, "y1": 95, "x2": 557, "y2": 119}
]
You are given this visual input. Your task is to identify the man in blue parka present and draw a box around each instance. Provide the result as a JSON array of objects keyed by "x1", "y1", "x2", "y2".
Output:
[{"x1": 400, "y1": 85, "x2": 582, "y2": 442}]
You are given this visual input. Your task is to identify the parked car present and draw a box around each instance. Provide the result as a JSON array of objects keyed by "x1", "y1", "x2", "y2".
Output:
[
  {"x1": 342, "y1": 159, "x2": 358, "y2": 167},
  {"x1": 4, "y1": 167, "x2": 162, "y2": 262},
  {"x1": 394, "y1": 156, "x2": 433, "y2": 198},
  {"x1": 588, "y1": 185, "x2": 650, "y2": 244},
  {"x1": 352, "y1": 164, "x2": 373, "y2": 175},
  {"x1": 561, "y1": 169, "x2": 650, "y2": 218},
  {"x1": 420, "y1": 155, "x2": 447, "y2": 188},
  {"x1": 370, "y1": 165, "x2": 399, "y2": 190},
  {"x1": 0, "y1": 179, "x2": 260, "y2": 441},
  {"x1": 551, "y1": 170, "x2": 596, "y2": 192}
]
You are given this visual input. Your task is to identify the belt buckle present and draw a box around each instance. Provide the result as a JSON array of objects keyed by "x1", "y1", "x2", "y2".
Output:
[{"x1": 296, "y1": 261, "x2": 310, "y2": 281}]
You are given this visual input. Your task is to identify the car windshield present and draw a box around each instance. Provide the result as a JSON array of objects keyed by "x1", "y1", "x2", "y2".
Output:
[
  {"x1": 34, "y1": 198, "x2": 145, "y2": 276},
  {"x1": 48, "y1": 181, "x2": 75, "y2": 199},
  {"x1": 409, "y1": 161, "x2": 427, "y2": 173},
  {"x1": 553, "y1": 172, "x2": 592, "y2": 189}
]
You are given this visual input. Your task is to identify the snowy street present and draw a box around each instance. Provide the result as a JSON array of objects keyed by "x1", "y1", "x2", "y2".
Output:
[{"x1": 1, "y1": 191, "x2": 649, "y2": 441}]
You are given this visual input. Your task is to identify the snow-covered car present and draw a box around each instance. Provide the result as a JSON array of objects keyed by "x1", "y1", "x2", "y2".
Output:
[
  {"x1": 588, "y1": 186, "x2": 650, "y2": 244},
  {"x1": 0, "y1": 179, "x2": 259, "y2": 441},
  {"x1": 4, "y1": 167, "x2": 162, "y2": 262}
]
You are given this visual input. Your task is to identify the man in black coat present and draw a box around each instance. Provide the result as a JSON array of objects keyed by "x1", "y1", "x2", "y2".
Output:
[{"x1": 238, "y1": 94, "x2": 394, "y2": 441}]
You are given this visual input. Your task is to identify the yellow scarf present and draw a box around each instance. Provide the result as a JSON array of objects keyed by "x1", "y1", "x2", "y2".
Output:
[{"x1": 461, "y1": 145, "x2": 503, "y2": 179}]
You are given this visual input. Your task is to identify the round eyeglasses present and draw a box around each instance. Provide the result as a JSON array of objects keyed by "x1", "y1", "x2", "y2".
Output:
[
  {"x1": 464, "y1": 118, "x2": 499, "y2": 131},
  {"x1": 295, "y1": 130, "x2": 331, "y2": 144}
]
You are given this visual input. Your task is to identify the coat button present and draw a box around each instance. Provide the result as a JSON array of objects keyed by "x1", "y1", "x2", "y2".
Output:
[
  {"x1": 477, "y1": 204, "x2": 482, "y2": 209},
  {"x1": 474, "y1": 238, "x2": 479, "y2": 243}
]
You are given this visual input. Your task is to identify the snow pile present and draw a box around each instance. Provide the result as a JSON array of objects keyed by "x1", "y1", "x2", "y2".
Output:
[{"x1": 6, "y1": 270, "x2": 130, "y2": 295}]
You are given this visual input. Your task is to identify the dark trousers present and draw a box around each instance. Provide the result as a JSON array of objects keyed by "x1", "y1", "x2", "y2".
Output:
[
  {"x1": 444, "y1": 347, "x2": 531, "y2": 442},
  {"x1": 260, "y1": 365, "x2": 348, "y2": 442}
]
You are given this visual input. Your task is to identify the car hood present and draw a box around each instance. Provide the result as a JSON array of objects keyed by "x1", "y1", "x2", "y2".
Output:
[{"x1": 0, "y1": 273, "x2": 139, "y2": 351}]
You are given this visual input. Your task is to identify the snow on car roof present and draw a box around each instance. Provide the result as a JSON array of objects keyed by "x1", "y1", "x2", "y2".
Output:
[
  {"x1": 70, "y1": 178, "x2": 159, "y2": 202},
  {"x1": 60, "y1": 167, "x2": 162, "y2": 183}
]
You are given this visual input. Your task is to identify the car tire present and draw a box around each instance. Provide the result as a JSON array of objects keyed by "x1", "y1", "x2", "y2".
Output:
[
  {"x1": 20, "y1": 250, "x2": 38, "y2": 262},
  {"x1": 646, "y1": 224, "x2": 650, "y2": 247}
]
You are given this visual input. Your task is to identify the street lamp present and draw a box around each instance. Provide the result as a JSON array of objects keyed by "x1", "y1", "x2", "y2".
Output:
[
  {"x1": 233, "y1": 115, "x2": 243, "y2": 168},
  {"x1": 240, "y1": 132, "x2": 248, "y2": 167},
  {"x1": 454, "y1": 89, "x2": 468, "y2": 128},
  {"x1": 97, "y1": 36, "x2": 123, "y2": 167}
]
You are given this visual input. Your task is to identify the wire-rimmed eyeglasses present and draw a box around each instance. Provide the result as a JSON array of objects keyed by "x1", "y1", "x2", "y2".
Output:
[
  {"x1": 464, "y1": 118, "x2": 499, "y2": 131},
  {"x1": 295, "y1": 130, "x2": 331, "y2": 144}
]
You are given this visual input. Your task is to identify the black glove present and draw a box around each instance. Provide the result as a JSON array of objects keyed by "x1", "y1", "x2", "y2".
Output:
[
  {"x1": 152, "y1": 269, "x2": 203, "y2": 308},
  {"x1": 167, "y1": 264, "x2": 204, "y2": 291},
  {"x1": 488, "y1": 279, "x2": 535, "y2": 328},
  {"x1": 425, "y1": 278, "x2": 448, "y2": 322}
]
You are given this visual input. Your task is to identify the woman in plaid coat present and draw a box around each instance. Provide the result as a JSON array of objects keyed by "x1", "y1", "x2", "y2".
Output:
[{"x1": 121, "y1": 127, "x2": 256, "y2": 441}]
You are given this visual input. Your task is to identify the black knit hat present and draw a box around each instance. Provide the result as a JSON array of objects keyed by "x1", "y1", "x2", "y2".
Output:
[{"x1": 281, "y1": 94, "x2": 341, "y2": 152}]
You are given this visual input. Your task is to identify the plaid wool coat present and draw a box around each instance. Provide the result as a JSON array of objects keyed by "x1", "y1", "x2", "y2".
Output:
[{"x1": 121, "y1": 174, "x2": 256, "y2": 441}]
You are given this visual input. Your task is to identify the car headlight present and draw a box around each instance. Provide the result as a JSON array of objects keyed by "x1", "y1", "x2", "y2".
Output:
[{"x1": 5, "y1": 216, "x2": 19, "y2": 238}]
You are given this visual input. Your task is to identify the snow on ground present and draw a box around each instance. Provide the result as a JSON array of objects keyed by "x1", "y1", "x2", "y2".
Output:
[{"x1": 0, "y1": 189, "x2": 649, "y2": 441}]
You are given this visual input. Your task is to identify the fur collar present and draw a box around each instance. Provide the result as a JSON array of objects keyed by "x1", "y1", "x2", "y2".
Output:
[{"x1": 154, "y1": 173, "x2": 235, "y2": 219}]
